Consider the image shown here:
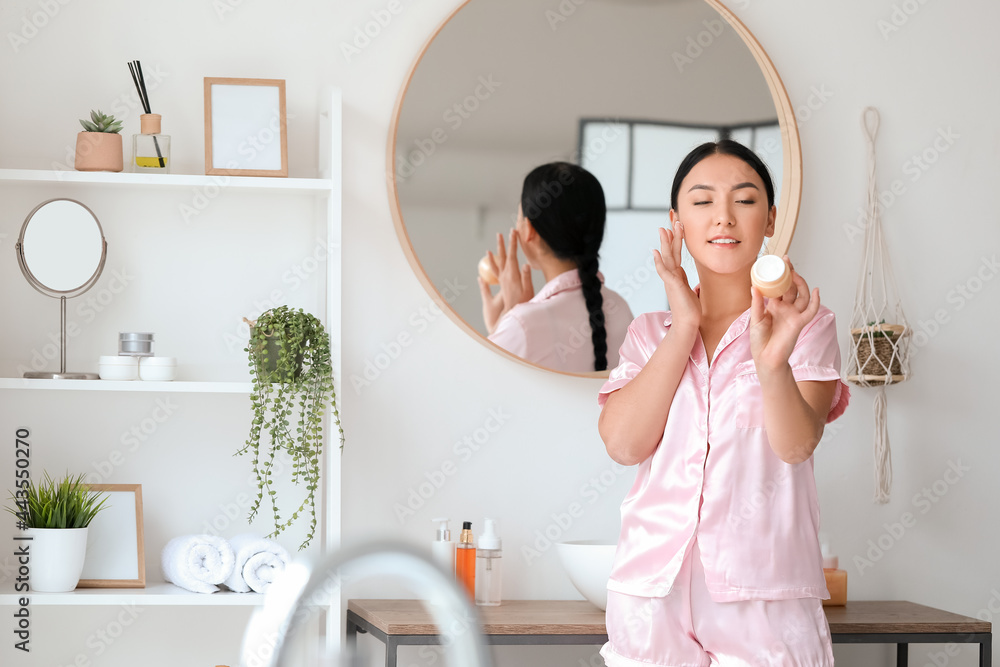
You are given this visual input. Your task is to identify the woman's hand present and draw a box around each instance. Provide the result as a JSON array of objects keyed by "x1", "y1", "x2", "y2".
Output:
[
  {"x1": 749, "y1": 256, "x2": 821, "y2": 373},
  {"x1": 478, "y1": 229, "x2": 534, "y2": 333},
  {"x1": 652, "y1": 222, "x2": 701, "y2": 330}
]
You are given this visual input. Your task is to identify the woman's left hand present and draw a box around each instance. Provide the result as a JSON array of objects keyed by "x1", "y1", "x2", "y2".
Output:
[
  {"x1": 479, "y1": 229, "x2": 534, "y2": 333},
  {"x1": 496, "y1": 228, "x2": 534, "y2": 313},
  {"x1": 749, "y1": 256, "x2": 821, "y2": 373}
]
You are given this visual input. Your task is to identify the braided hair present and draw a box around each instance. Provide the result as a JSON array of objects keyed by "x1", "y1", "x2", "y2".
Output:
[{"x1": 520, "y1": 162, "x2": 608, "y2": 371}]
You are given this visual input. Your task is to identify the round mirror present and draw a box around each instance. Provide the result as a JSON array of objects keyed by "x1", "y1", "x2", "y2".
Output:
[
  {"x1": 18, "y1": 198, "x2": 107, "y2": 297},
  {"x1": 16, "y1": 198, "x2": 108, "y2": 380},
  {"x1": 388, "y1": 0, "x2": 801, "y2": 376}
]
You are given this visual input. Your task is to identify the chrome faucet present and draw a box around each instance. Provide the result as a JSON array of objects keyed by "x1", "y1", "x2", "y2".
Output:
[{"x1": 241, "y1": 542, "x2": 493, "y2": 667}]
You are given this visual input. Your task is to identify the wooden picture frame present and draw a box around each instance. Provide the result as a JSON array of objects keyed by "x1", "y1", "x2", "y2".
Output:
[
  {"x1": 204, "y1": 77, "x2": 288, "y2": 177},
  {"x1": 77, "y1": 484, "x2": 145, "y2": 588}
]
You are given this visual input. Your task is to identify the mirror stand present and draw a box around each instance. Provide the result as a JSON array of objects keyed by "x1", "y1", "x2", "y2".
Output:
[{"x1": 23, "y1": 296, "x2": 98, "y2": 380}]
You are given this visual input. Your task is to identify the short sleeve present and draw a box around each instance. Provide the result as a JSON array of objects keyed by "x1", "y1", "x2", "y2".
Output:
[
  {"x1": 598, "y1": 312, "x2": 665, "y2": 409},
  {"x1": 488, "y1": 310, "x2": 528, "y2": 358},
  {"x1": 788, "y1": 307, "x2": 851, "y2": 423}
]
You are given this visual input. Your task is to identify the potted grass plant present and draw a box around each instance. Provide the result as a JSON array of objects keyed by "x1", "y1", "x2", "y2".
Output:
[
  {"x1": 238, "y1": 306, "x2": 343, "y2": 550},
  {"x1": 5, "y1": 472, "x2": 108, "y2": 592},
  {"x1": 75, "y1": 109, "x2": 124, "y2": 172}
]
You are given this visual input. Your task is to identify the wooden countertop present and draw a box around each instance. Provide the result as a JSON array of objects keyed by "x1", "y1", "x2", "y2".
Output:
[
  {"x1": 347, "y1": 599, "x2": 991, "y2": 637},
  {"x1": 348, "y1": 599, "x2": 606, "y2": 635}
]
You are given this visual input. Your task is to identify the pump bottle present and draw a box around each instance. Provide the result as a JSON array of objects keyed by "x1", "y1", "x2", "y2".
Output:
[
  {"x1": 455, "y1": 521, "x2": 476, "y2": 598},
  {"x1": 475, "y1": 518, "x2": 502, "y2": 606},
  {"x1": 431, "y1": 518, "x2": 455, "y2": 573}
]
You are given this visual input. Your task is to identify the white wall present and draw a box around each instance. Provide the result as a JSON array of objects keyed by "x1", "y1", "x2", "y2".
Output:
[{"x1": 1, "y1": 1, "x2": 998, "y2": 666}]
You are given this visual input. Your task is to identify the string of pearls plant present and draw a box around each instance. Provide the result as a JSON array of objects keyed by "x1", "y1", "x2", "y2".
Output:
[{"x1": 238, "y1": 306, "x2": 343, "y2": 550}]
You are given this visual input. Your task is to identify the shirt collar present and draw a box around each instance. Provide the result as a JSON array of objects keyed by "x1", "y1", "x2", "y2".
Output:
[
  {"x1": 531, "y1": 269, "x2": 604, "y2": 302},
  {"x1": 661, "y1": 284, "x2": 754, "y2": 344}
]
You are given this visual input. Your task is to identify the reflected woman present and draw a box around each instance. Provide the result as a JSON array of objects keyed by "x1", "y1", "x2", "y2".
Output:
[{"x1": 478, "y1": 162, "x2": 634, "y2": 373}]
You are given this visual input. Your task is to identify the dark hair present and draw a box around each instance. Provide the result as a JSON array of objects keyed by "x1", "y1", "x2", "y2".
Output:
[
  {"x1": 520, "y1": 162, "x2": 608, "y2": 371},
  {"x1": 670, "y1": 139, "x2": 775, "y2": 211}
]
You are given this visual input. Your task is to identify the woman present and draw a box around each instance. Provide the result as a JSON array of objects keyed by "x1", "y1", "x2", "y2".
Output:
[
  {"x1": 598, "y1": 140, "x2": 850, "y2": 666},
  {"x1": 479, "y1": 162, "x2": 633, "y2": 373}
]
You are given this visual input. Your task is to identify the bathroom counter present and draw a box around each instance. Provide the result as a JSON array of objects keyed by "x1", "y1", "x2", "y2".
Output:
[
  {"x1": 348, "y1": 598, "x2": 606, "y2": 636},
  {"x1": 347, "y1": 599, "x2": 991, "y2": 667}
]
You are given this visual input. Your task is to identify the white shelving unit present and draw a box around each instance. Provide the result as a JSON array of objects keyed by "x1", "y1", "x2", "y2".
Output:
[
  {"x1": 0, "y1": 378, "x2": 252, "y2": 393},
  {"x1": 0, "y1": 168, "x2": 333, "y2": 193},
  {"x1": 0, "y1": 89, "x2": 343, "y2": 649},
  {"x1": 0, "y1": 583, "x2": 263, "y2": 606}
]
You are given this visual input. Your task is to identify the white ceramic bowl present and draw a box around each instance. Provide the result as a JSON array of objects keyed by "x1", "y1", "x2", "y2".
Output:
[
  {"x1": 139, "y1": 356, "x2": 176, "y2": 381},
  {"x1": 98, "y1": 355, "x2": 138, "y2": 381},
  {"x1": 555, "y1": 540, "x2": 617, "y2": 610}
]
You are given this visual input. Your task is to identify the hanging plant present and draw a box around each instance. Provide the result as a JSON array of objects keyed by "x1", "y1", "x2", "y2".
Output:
[
  {"x1": 237, "y1": 306, "x2": 343, "y2": 550},
  {"x1": 846, "y1": 107, "x2": 912, "y2": 504}
]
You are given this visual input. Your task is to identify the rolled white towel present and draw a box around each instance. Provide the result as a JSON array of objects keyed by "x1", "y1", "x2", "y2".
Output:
[
  {"x1": 224, "y1": 533, "x2": 290, "y2": 593},
  {"x1": 162, "y1": 534, "x2": 235, "y2": 594}
]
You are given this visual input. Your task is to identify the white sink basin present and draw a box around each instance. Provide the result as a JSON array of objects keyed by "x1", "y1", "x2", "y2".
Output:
[{"x1": 555, "y1": 541, "x2": 616, "y2": 611}]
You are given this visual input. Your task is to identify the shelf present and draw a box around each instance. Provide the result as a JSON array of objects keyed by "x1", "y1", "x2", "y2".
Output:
[
  {"x1": 0, "y1": 168, "x2": 333, "y2": 193},
  {"x1": 0, "y1": 378, "x2": 252, "y2": 393},
  {"x1": 0, "y1": 582, "x2": 264, "y2": 606}
]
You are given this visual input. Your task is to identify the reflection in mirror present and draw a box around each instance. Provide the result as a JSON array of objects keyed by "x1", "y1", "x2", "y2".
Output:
[
  {"x1": 393, "y1": 0, "x2": 796, "y2": 374},
  {"x1": 16, "y1": 198, "x2": 108, "y2": 379}
]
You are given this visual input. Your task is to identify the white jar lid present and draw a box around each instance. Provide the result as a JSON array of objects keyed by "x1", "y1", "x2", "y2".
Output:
[
  {"x1": 139, "y1": 356, "x2": 176, "y2": 366},
  {"x1": 752, "y1": 255, "x2": 786, "y2": 281},
  {"x1": 99, "y1": 355, "x2": 138, "y2": 366}
]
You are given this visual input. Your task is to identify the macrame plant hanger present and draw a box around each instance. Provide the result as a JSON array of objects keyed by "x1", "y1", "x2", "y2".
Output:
[{"x1": 846, "y1": 107, "x2": 911, "y2": 504}]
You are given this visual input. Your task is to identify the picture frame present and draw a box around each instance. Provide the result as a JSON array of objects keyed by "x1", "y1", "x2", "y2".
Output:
[
  {"x1": 77, "y1": 484, "x2": 145, "y2": 588},
  {"x1": 204, "y1": 77, "x2": 288, "y2": 177}
]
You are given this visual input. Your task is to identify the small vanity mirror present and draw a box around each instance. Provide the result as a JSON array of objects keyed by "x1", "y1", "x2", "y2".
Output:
[
  {"x1": 389, "y1": 0, "x2": 801, "y2": 376},
  {"x1": 16, "y1": 198, "x2": 108, "y2": 379}
]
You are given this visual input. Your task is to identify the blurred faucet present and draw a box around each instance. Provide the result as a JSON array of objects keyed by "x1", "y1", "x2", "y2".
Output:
[{"x1": 241, "y1": 542, "x2": 493, "y2": 667}]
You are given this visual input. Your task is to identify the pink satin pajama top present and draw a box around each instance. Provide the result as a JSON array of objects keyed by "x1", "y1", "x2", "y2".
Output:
[
  {"x1": 599, "y1": 305, "x2": 850, "y2": 602},
  {"x1": 489, "y1": 269, "x2": 634, "y2": 373}
]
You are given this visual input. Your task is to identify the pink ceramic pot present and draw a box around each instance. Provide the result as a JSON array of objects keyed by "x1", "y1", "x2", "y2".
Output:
[{"x1": 74, "y1": 132, "x2": 123, "y2": 172}]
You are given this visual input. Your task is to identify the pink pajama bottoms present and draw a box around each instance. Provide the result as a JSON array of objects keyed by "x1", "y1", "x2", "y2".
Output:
[{"x1": 601, "y1": 542, "x2": 834, "y2": 667}]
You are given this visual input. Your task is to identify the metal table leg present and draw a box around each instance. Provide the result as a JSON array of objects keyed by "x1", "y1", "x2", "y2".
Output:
[
  {"x1": 897, "y1": 643, "x2": 907, "y2": 667},
  {"x1": 385, "y1": 637, "x2": 397, "y2": 667},
  {"x1": 982, "y1": 635, "x2": 992, "y2": 667}
]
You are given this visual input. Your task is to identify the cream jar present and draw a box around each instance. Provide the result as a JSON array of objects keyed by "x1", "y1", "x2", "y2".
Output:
[
  {"x1": 99, "y1": 355, "x2": 139, "y2": 381},
  {"x1": 478, "y1": 254, "x2": 498, "y2": 285},
  {"x1": 119, "y1": 332, "x2": 155, "y2": 357},
  {"x1": 751, "y1": 255, "x2": 793, "y2": 298},
  {"x1": 138, "y1": 356, "x2": 176, "y2": 381}
]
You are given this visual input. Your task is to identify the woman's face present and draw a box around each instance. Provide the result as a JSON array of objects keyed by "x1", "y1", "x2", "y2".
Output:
[{"x1": 671, "y1": 153, "x2": 776, "y2": 278}]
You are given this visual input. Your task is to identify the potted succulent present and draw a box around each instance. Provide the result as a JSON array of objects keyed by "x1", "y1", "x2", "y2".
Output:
[
  {"x1": 75, "y1": 110, "x2": 124, "y2": 172},
  {"x1": 5, "y1": 472, "x2": 108, "y2": 592},
  {"x1": 238, "y1": 306, "x2": 343, "y2": 550}
]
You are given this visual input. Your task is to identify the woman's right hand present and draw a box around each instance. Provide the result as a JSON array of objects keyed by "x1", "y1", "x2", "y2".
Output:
[{"x1": 652, "y1": 222, "x2": 701, "y2": 329}]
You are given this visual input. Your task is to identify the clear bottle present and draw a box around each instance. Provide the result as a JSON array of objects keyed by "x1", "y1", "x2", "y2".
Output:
[
  {"x1": 455, "y1": 521, "x2": 476, "y2": 599},
  {"x1": 131, "y1": 113, "x2": 171, "y2": 173},
  {"x1": 475, "y1": 518, "x2": 501, "y2": 606}
]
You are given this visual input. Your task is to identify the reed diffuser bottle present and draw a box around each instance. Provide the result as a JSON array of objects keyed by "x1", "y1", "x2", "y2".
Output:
[
  {"x1": 127, "y1": 60, "x2": 170, "y2": 174},
  {"x1": 132, "y1": 113, "x2": 170, "y2": 173}
]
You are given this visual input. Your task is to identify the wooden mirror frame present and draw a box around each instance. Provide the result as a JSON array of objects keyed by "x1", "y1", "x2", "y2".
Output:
[{"x1": 386, "y1": 0, "x2": 802, "y2": 378}]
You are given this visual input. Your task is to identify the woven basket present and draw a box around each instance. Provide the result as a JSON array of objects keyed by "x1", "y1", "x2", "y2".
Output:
[{"x1": 851, "y1": 325, "x2": 905, "y2": 381}]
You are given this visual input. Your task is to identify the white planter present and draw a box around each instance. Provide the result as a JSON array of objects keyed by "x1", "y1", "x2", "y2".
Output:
[{"x1": 28, "y1": 527, "x2": 89, "y2": 592}]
